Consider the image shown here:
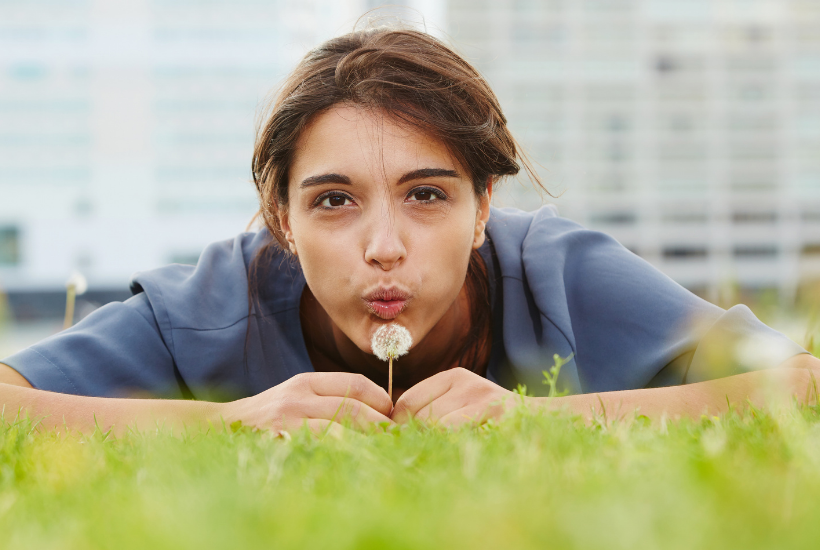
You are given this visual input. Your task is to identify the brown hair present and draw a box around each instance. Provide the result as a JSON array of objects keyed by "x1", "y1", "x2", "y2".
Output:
[{"x1": 247, "y1": 26, "x2": 541, "y2": 373}]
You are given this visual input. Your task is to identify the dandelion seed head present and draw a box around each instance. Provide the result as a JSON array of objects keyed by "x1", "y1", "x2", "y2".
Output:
[
  {"x1": 66, "y1": 271, "x2": 88, "y2": 296},
  {"x1": 371, "y1": 323, "x2": 412, "y2": 361}
]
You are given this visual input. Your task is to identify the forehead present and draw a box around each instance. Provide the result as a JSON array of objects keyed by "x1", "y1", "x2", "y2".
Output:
[{"x1": 289, "y1": 105, "x2": 463, "y2": 182}]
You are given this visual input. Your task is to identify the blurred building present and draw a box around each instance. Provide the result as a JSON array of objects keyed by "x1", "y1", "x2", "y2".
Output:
[
  {"x1": 449, "y1": 0, "x2": 820, "y2": 302},
  {"x1": 1, "y1": 0, "x2": 819, "y2": 321},
  {"x1": 0, "y1": 0, "x2": 372, "y2": 318}
]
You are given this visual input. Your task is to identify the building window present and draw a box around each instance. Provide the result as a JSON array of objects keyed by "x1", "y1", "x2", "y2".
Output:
[
  {"x1": 663, "y1": 246, "x2": 708, "y2": 259},
  {"x1": 729, "y1": 176, "x2": 776, "y2": 191},
  {"x1": 0, "y1": 227, "x2": 20, "y2": 266},
  {"x1": 732, "y1": 211, "x2": 778, "y2": 224},
  {"x1": 169, "y1": 252, "x2": 201, "y2": 266},
  {"x1": 589, "y1": 212, "x2": 637, "y2": 225},
  {"x1": 733, "y1": 245, "x2": 778, "y2": 258},
  {"x1": 661, "y1": 212, "x2": 709, "y2": 224}
]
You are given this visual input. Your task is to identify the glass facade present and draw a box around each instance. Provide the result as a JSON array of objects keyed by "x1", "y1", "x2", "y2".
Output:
[
  {"x1": 0, "y1": 0, "x2": 818, "y2": 306},
  {"x1": 449, "y1": 0, "x2": 820, "y2": 300}
]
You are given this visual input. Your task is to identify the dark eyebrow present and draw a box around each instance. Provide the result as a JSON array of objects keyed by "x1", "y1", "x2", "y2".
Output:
[
  {"x1": 300, "y1": 173, "x2": 351, "y2": 188},
  {"x1": 299, "y1": 168, "x2": 459, "y2": 189},
  {"x1": 398, "y1": 168, "x2": 460, "y2": 184}
]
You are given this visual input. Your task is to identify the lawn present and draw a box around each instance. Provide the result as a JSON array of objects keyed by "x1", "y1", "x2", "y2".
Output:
[
  {"x1": 1, "y1": 303, "x2": 820, "y2": 549},
  {"x1": 1, "y1": 397, "x2": 820, "y2": 549}
]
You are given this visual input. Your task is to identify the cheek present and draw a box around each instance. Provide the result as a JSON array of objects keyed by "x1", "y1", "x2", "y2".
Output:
[
  {"x1": 296, "y1": 227, "x2": 359, "y2": 297},
  {"x1": 411, "y1": 214, "x2": 476, "y2": 294}
]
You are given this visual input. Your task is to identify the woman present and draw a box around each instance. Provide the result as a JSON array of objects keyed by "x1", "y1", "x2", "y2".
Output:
[{"x1": 1, "y1": 27, "x2": 818, "y2": 435}]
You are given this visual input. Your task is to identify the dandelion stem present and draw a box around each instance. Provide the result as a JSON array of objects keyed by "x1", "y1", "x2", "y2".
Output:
[
  {"x1": 64, "y1": 284, "x2": 76, "y2": 330},
  {"x1": 388, "y1": 357, "x2": 393, "y2": 402}
]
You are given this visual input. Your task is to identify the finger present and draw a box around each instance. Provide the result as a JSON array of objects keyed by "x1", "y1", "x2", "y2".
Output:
[
  {"x1": 304, "y1": 372, "x2": 392, "y2": 416},
  {"x1": 438, "y1": 410, "x2": 480, "y2": 429},
  {"x1": 392, "y1": 369, "x2": 459, "y2": 424},
  {"x1": 302, "y1": 418, "x2": 349, "y2": 439},
  {"x1": 279, "y1": 418, "x2": 349, "y2": 439},
  {"x1": 304, "y1": 396, "x2": 393, "y2": 430},
  {"x1": 439, "y1": 402, "x2": 504, "y2": 428}
]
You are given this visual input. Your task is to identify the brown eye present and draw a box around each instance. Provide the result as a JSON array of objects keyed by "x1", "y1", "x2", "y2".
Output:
[
  {"x1": 408, "y1": 188, "x2": 443, "y2": 202},
  {"x1": 319, "y1": 194, "x2": 352, "y2": 208}
]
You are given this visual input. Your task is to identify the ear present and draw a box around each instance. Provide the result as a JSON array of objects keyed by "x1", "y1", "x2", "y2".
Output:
[
  {"x1": 276, "y1": 206, "x2": 298, "y2": 256},
  {"x1": 472, "y1": 177, "x2": 493, "y2": 249}
]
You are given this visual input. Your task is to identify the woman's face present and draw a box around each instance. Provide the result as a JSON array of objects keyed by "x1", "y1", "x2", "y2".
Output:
[{"x1": 281, "y1": 105, "x2": 490, "y2": 356}]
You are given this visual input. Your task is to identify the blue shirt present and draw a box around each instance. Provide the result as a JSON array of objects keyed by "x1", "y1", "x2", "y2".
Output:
[{"x1": 2, "y1": 206, "x2": 807, "y2": 399}]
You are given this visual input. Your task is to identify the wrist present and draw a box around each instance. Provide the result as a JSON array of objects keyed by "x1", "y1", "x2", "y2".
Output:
[
  {"x1": 526, "y1": 394, "x2": 583, "y2": 415},
  {"x1": 206, "y1": 400, "x2": 233, "y2": 430}
]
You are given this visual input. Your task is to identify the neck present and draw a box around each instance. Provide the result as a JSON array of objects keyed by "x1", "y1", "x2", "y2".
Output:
[{"x1": 299, "y1": 280, "x2": 488, "y2": 401}]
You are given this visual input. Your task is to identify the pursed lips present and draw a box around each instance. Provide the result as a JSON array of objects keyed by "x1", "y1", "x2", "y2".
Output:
[{"x1": 363, "y1": 287, "x2": 412, "y2": 320}]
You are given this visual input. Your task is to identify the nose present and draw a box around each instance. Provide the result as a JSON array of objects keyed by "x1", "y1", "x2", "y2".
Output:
[{"x1": 363, "y1": 207, "x2": 407, "y2": 271}]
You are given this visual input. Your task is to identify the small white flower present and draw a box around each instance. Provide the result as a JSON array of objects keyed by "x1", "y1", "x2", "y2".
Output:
[
  {"x1": 371, "y1": 323, "x2": 412, "y2": 361},
  {"x1": 65, "y1": 271, "x2": 88, "y2": 296}
]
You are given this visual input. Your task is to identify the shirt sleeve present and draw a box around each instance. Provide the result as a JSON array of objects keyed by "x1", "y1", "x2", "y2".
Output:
[
  {"x1": 0, "y1": 292, "x2": 185, "y2": 398},
  {"x1": 520, "y1": 208, "x2": 808, "y2": 393},
  {"x1": 1, "y1": 228, "x2": 286, "y2": 399}
]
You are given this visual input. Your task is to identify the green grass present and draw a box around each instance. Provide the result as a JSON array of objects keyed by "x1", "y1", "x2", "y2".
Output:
[
  {"x1": 2, "y1": 401, "x2": 820, "y2": 550},
  {"x1": 2, "y1": 299, "x2": 819, "y2": 550}
]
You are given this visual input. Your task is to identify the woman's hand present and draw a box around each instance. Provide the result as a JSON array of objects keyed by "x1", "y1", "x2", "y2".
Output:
[
  {"x1": 220, "y1": 372, "x2": 394, "y2": 435},
  {"x1": 391, "y1": 367, "x2": 516, "y2": 427}
]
